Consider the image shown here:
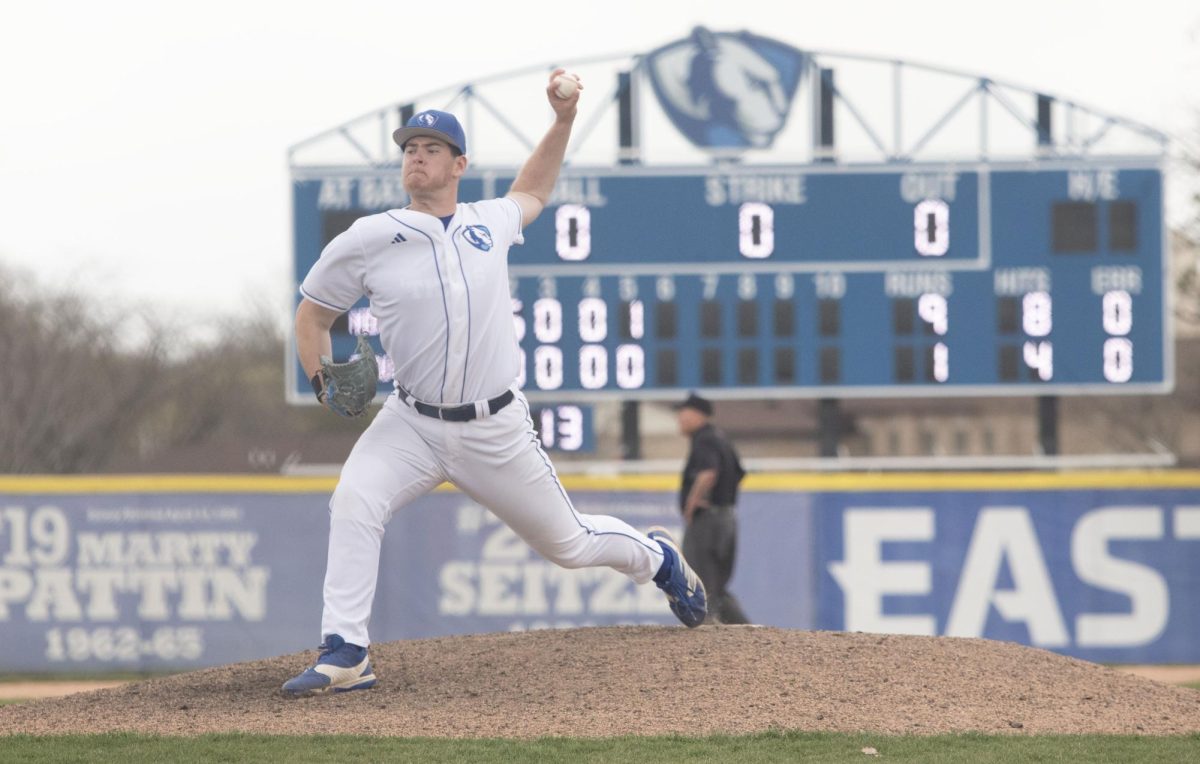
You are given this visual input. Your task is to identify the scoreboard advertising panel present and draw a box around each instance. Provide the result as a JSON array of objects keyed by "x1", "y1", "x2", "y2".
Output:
[{"x1": 291, "y1": 160, "x2": 1168, "y2": 407}]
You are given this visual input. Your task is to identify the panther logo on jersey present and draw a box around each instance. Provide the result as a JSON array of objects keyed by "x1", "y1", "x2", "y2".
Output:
[
  {"x1": 645, "y1": 27, "x2": 806, "y2": 150},
  {"x1": 463, "y1": 225, "x2": 493, "y2": 252}
]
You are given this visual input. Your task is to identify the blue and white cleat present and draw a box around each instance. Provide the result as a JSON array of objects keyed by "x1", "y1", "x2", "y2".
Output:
[
  {"x1": 647, "y1": 526, "x2": 708, "y2": 628},
  {"x1": 281, "y1": 634, "x2": 377, "y2": 697}
]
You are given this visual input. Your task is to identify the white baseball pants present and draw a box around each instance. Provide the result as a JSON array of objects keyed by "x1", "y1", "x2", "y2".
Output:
[{"x1": 319, "y1": 388, "x2": 665, "y2": 647}]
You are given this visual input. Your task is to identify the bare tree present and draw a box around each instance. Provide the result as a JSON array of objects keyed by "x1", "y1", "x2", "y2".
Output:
[
  {"x1": 0, "y1": 267, "x2": 372, "y2": 473},
  {"x1": 0, "y1": 270, "x2": 171, "y2": 472}
]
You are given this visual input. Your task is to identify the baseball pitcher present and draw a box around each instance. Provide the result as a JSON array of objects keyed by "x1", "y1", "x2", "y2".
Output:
[{"x1": 283, "y1": 70, "x2": 707, "y2": 696}]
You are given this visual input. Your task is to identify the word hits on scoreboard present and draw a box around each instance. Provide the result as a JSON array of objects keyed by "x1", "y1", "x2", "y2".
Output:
[{"x1": 994, "y1": 267, "x2": 1141, "y2": 385}]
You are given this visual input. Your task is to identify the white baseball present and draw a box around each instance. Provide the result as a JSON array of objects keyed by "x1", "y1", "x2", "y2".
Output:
[{"x1": 553, "y1": 74, "x2": 580, "y2": 100}]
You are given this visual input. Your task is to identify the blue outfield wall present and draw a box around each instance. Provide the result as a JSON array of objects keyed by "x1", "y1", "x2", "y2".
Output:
[{"x1": 0, "y1": 472, "x2": 1197, "y2": 672}]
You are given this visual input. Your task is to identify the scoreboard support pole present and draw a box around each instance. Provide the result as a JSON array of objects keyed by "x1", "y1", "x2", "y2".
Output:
[
  {"x1": 1034, "y1": 94, "x2": 1060, "y2": 458},
  {"x1": 1038, "y1": 396, "x2": 1059, "y2": 456},
  {"x1": 815, "y1": 69, "x2": 840, "y2": 457},
  {"x1": 815, "y1": 67, "x2": 836, "y2": 162},
  {"x1": 620, "y1": 401, "x2": 641, "y2": 460},
  {"x1": 818, "y1": 398, "x2": 841, "y2": 458},
  {"x1": 617, "y1": 70, "x2": 639, "y2": 165},
  {"x1": 616, "y1": 77, "x2": 641, "y2": 462}
]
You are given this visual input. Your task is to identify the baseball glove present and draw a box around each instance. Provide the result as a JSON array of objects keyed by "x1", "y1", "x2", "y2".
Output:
[{"x1": 312, "y1": 335, "x2": 379, "y2": 417}]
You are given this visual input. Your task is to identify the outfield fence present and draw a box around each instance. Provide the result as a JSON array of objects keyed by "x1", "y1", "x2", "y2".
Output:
[{"x1": 0, "y1": 470, "x2": 1197, "y2": 671}]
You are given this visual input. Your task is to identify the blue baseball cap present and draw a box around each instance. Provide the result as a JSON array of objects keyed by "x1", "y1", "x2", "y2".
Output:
[{"x1": 392, "y1": 109, "x2": 466, "y2": 154}]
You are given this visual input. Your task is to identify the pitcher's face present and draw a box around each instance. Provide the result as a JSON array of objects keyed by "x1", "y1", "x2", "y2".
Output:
[{"x1": 402, "y1": 138, "x2": 466, "y2": 194}]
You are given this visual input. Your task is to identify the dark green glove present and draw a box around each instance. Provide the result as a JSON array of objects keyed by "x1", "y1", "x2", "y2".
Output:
[{"x1": 312, "y1": 335, "x2": 379, "y2": 417}]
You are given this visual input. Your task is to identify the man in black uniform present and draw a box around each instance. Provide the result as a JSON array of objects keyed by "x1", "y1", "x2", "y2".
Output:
[{"x1": 674, "y1": 392, "x2": 750, "y2": 625}]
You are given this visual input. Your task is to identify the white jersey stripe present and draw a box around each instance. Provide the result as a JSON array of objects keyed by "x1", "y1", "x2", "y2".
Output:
[
  {"x1": 450, "y1": 229, "x2": 474, "y2": 403},
  {"x1": 395, "y1": 219, "x2": 452, "y2": 404},
  {"x1": 506, "y1": 196, "x2": 525, "y2": 238},
  {"x1": 514, "y1": 395, "x2": 661, "y2": 555},
  {"x1": 298, "y1": 285, "x2": 350, "y2": 313}
]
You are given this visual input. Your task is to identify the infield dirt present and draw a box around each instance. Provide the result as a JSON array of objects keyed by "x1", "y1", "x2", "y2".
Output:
[{"x1": 1, "y1": 626, "x2": 1198, "y2": 738}]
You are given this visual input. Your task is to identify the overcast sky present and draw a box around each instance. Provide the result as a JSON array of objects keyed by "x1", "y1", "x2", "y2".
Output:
[{"x1": 1, "y1": 0, "x2": 1197, "y2": 333}]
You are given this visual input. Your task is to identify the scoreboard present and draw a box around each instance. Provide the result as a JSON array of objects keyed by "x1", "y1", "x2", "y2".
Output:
[{"x1": 290, "y1": 159, "x2": 1169, "y2": 402}]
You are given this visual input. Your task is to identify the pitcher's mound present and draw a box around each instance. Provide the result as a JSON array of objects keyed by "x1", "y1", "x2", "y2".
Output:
[{"x1": 2, "y1": 626, "x2": 1199, "y2": 737}]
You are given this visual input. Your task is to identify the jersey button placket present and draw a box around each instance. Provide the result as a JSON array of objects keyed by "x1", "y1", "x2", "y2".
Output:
[{"x1": 441, "y1": 231, "x2": 471, "y2": 408}]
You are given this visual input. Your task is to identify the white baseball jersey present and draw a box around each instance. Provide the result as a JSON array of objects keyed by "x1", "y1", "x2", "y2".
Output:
[{"x1": 300, "y1": 197, "x2": 524, "y2": 405}]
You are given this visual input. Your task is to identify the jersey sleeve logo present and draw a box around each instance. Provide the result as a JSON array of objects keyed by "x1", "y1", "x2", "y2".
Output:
[{"x1": 463, "y1": 225, "x2": 493, "y2": 252}]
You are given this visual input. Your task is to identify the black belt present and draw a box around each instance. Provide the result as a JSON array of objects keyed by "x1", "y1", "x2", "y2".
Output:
[{"x1": 399, "y1": 387, "x2": 514, "y2": 422}]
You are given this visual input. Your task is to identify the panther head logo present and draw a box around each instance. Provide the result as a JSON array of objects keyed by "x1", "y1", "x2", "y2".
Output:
[
  {"x1": 646, "y1": 27, "x2": 807, "y2": 150},
  {"x1": 463, "y1": 225, "x2": 493, "y2": 252}
]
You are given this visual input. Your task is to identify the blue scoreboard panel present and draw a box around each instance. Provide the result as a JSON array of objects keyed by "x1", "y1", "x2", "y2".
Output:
[{"x1": 290, "y1": 159, "x2": 1168, "y2": 402}]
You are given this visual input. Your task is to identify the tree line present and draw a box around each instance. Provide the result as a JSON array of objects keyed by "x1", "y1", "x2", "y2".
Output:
[{"x1": 0, "y1": 269, "x2": 363, "y2": 473}]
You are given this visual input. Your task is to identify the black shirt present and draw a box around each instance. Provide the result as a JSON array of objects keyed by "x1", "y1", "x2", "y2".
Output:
[{"x1": 680, "y1": 423, "x2": 746, "y2": 512}]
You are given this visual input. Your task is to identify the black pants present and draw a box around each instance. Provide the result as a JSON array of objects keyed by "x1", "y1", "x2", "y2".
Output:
[{"x1": 682, "y1": 506, "x2": 750, "y2": 625}]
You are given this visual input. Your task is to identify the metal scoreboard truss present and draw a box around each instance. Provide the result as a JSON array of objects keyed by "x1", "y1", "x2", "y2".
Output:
[{"x1": 287, "y1": 28, "x2": 1170, "y2": 406}]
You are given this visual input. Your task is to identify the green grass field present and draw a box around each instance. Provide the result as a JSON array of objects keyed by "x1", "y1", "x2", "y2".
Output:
[{"x1": 1, "y1": 731, "x2": 1199, "y2": 763}]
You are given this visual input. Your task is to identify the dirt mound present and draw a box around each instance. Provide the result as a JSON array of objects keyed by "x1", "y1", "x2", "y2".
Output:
[{"x1": 2, "y1": 626, "x2": 1199, "y2": 738}]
